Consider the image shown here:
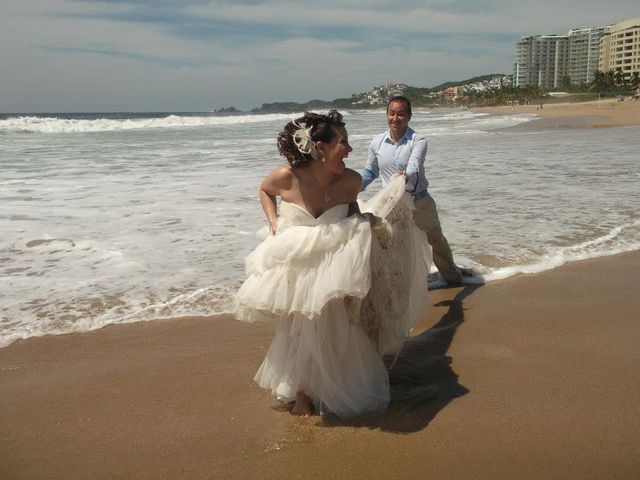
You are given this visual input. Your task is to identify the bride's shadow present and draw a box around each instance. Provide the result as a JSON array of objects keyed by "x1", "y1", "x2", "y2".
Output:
[{"x1": 321, "y1": 285, "x2": 480, "y2": 433}]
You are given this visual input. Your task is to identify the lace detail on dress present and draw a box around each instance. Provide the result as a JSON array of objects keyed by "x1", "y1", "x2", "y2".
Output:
[{"x1": 360, "y1": 176, "x2": 432, "y2": 356}]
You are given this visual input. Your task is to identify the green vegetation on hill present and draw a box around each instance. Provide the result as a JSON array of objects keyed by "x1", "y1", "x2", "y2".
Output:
[{"x1": 396, "y1": 86, "x2": 431, "y2": 108}]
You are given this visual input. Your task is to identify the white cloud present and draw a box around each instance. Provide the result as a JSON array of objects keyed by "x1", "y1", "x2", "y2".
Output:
[{"x1": 1, "y1": 0, "x2": 638, "y2": 111}]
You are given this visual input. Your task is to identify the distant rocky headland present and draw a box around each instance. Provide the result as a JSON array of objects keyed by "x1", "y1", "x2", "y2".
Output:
[{"x1": 213, "y1": 106, "x2": 240, "y2": 114}]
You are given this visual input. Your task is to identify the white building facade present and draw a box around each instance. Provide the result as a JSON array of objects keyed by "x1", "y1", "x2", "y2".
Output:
[
  {"x1": 514, "y1": 35, "x2": 569, "y2": 88},
  {"x1": 515, "y1": 26, "x2": 610, "y2": 88},
  {"x1": 567, "y1": 27, "x2": 609, "y2": 85}
]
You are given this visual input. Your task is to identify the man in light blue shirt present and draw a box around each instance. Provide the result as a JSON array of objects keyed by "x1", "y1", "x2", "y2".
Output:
[{"x1": 361, "y1": 96, "x2": 464, "y2": 285}]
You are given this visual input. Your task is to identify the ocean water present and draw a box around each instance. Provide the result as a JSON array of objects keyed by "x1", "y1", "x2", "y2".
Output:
[{"x1": 1, "y1": 110, "x2": 639, "y2": 347}]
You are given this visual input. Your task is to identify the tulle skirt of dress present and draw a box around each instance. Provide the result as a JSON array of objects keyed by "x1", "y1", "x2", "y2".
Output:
[{"x1": 254, "y1": 298, "x2": 389, "y2": 418}]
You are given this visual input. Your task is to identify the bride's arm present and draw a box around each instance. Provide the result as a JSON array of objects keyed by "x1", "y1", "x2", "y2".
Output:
[
  {"x1": 345, "y1": 169, "x2": 364, "y2": 218},
  {"x1": 260, "y1": 166, "x2": 292, "y2": 234}
]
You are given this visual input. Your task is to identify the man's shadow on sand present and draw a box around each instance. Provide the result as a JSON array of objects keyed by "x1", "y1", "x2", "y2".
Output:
[{"x1": 322, "y1": 285, "x2": 481, "y2": 433}]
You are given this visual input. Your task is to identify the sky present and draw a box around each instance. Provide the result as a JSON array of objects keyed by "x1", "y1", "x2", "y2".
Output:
[{"x1": 1, "y1": 1, "x2": 638, "y2": 112}]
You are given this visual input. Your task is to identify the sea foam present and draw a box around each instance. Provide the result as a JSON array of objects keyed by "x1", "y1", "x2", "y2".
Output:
[
  {"x1": 0, "y1": 110, "x2": 357, "y2": 134},
  {"x1": 1, "y1": 109, "x2": 638, "y2": 347},
  {"x1": 0, "y1": 113, "x2": 303, "y2": 134}
]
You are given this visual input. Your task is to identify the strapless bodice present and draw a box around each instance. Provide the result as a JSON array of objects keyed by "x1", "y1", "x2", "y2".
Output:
[{"x1": 280, "y1": 202, "x2": 349, "y2": 226}]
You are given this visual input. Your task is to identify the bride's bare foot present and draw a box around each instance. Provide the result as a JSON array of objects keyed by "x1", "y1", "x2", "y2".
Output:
[{"x1": 291, "y1": 391, "x2": 312, "y2": 417}]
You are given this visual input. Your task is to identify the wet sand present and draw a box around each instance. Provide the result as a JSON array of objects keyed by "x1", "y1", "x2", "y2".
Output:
[
  {"x1": 2, "y1": 251, "x2": 640, "y2": 479},
  {"x1": 474, "y1": 98, "x2": 640, "y2": 129}
]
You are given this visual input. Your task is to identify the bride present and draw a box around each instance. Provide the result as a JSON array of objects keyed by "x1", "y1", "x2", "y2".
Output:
[{"x1": 235, "y1": 111, "x2": 430, "y2": 418}]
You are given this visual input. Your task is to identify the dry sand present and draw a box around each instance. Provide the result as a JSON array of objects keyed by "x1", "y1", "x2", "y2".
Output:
[
  {"x1": 473, "y1": 98, "x2": 640, "y2": 129},
  {"x1": 2, "y1": 251, "x2": 639, "y2": 480}
]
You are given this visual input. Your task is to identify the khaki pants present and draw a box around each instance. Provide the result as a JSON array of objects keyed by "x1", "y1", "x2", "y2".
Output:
[{"x1": 412, "y1": 195, "x2": 461, "y2": 283}]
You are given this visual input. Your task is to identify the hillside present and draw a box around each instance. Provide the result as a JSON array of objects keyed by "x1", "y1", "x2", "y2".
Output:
[{"x1": 249, "y1": 74, "x2": 510, "y2": 112}]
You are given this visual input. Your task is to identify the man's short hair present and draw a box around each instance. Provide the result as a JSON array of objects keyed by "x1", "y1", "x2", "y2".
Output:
[{"x1": 387, "y1": 96, "x2": 412, "y2": 115}]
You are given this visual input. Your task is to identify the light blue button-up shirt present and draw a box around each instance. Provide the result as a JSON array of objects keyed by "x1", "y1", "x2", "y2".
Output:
[{"x1": 360, "y1": 127, "x2": 429, "y2": 195}]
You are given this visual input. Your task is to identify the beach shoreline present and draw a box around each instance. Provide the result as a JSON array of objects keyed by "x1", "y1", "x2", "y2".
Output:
[
  {"x1": 3, "y1": 107, "x2": 638, "y2": 349},
  {"x1": 472, "y1": 97, "x2": 640, "y2": 129},
  {"x1": 2, "y1": 250, "x2": 639, "y2": 479}
]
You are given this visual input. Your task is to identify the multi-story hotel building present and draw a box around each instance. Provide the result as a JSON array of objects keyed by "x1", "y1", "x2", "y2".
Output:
[
  {"x1": 514, "y1": 35, "x2": 569, "y2": 88},
  {"x1": 599, "y1": 17, "x2": 640, "y2": 81},
  {"x1": 567, "y1": 27, "x2": 609, "y2": 85},
  {"x1": 515, "y1": 27, "x2": 609, "y2": 88}
]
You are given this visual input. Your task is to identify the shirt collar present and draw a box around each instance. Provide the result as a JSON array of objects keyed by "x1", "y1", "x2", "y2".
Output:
[{"x1": 384, "y1": 126, "x2": 414, "y2": 145}]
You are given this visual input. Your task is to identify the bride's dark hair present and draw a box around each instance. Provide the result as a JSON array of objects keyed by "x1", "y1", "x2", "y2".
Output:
[{"x1": 277, "y1": 110, "x2": 345, "y2": 168}]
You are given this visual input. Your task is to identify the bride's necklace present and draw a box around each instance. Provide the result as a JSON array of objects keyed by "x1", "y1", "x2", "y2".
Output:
[{"x1": 308, "y1": 168, "x2": 332, "y2": 203}]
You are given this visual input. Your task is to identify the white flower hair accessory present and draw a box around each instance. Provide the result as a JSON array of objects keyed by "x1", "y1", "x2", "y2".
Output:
[{"x1": 291, "y1": 121, "x2": 317, "y2": 158}]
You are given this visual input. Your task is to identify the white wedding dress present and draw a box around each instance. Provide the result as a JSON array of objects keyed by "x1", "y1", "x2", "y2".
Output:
[{"x1": 235, "y1": 176, "x2": 431, "y2": 419}]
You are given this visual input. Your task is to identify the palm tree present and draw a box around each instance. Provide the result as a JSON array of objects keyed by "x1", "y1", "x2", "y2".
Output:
[
  {"x1": 590, "y1": 70, "x2": 605, "y2": 94},
  {"x1": 590, "y1": 70, "x2": 616, "y2": 94},
  {"x1": 613, "y1": 69, "x2": 626, "y2": 88},
  {"x1": 605, "y1": 70, "x2": 616, "y2": 89}
]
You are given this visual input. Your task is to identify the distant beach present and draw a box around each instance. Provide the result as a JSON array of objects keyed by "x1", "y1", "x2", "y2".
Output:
[{"x1": 473, "y1": 97, "x2": 640, "y2": 129}]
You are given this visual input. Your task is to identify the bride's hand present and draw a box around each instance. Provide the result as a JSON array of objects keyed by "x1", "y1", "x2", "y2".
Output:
[{"x1": 360, "y1": 212, "x2": 381, "y2": 227}]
